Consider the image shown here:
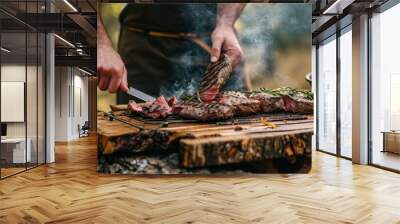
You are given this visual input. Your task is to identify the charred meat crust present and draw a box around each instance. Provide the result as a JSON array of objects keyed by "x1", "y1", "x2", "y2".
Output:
[
  {"x1": 173, "y1": 101, "x2": 234, "y2": 121},
  {"x1": 199, "y1": 54, "x2": 232, "y2": 102},
  {"x1": 128, "y1": 96, "x2": 175, "y2": 119},
  {"x1": 218, "y1": 91, "x2": 261, "y2": 115},
  {"x1": 128, "y1": 89, "x2": 313, "y2": 121}
]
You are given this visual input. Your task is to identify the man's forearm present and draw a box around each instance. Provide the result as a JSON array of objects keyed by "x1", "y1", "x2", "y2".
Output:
[
  {"x1": 216, "y1": 3, "x2": 246, "y2": 27},
  {"x1": 97, "y1": 16, "x2": 113, "y2": 48}
]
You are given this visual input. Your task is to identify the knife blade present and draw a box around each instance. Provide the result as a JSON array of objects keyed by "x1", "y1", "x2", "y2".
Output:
[{"x1": 127, "y1": 87, "x2": 155, "y2": 102}]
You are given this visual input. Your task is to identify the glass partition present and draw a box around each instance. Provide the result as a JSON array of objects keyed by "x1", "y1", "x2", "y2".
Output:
[
  {"x1": 27, "y1": 30, "x2": 38, "y2": 169},
  {"x1": 0, "y1": 0, "x2": 46, "y2": 179},
  {"x1": 370, "y1": 3, "x2": 400, "y2": 171},
  {"x1": 38, "y1": 32, "x2": 45, "y2": 165},
  {"x1": 0, "y1": 22, "x2": 28, "y2": 178},
  {"x1": 317, "y1": 35, "x2": 337, "y2": 154},
  {"x1": 339, "y1": 26, "x2": 352, "y2": 158}
]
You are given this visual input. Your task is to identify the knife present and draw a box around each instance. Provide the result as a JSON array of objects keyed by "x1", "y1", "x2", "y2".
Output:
[{"x1": 127, "y1": 87, "x2": 156, "y2": 102}]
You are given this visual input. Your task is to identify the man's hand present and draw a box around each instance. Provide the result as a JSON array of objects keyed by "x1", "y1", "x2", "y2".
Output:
[
  {"x1": 97, "y1": 16, "x2": 128, "y2": 93},
  {"x1": 97, "y1": 44, "x2": 128, "y2": 93},
  {"x1": 210, "y1": 3, "x2": 246, "y2": 69},
  {"x1": 210, "y1": 24, "x2": 243, "y2": 69}
]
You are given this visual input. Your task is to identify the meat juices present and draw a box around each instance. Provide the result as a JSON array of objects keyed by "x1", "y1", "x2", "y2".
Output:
[{"x1": 198, "y1": 54, "x2": 232, "y2": 102}]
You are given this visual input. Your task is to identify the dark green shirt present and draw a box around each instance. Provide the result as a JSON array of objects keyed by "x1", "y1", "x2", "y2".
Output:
[{"x1": 120, "y1": 3, "x2": 217, "y2": 33}]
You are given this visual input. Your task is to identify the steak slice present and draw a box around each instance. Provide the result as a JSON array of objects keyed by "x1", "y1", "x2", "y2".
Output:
[
  {"x1": 272, "y1": 87, "x2": 313, "y2": 114},
  {"x1": 127, "y1": 100, "x2": 143, "y2": 113},
  {"x1": 128, "y1": 96, "x2": 172, "y2": 119},
  {"x1": 217, "y1": 91, "x2": 261, "y2": 115},
  {"x1": 249, "y1": 92, "x2": 285, "y2": 113},
  {"x1": 167, "y1": 96, "x2": 177, "y2": 107},
  {"x1": 173, "y1": 101, "x2": 234, "y2": 121},
  {"x1": 248, "y1": 88, "x2": 313, "y2": 114},
  {"x1": 198, "y1": 54, "x2": 232, "y2": 102},
  {"x1": 281, "y1": 95, "x2": 313, "y2": 114}
]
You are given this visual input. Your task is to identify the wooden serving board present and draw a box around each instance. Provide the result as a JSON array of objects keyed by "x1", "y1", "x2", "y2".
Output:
[{"x1": 97, "y1": 111, "x2": 313, "y2": 168}]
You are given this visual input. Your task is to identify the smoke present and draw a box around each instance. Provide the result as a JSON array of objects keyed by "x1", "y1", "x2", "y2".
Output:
[
  {"x1": 237, "y1": 4, "x2": 311, "y2": 81},
  {"x1": 160, "y1": 44, "x2": 205, "y2": 98},
  {"x1": 160, "y1": 77, "x2": 199, "y2": 99},
  {"x1": 160, "y1": 3, "x2": 311, "y2": 96},
  {"x1": 158, "y1": 4, "x2": 217, "y2": 98}
]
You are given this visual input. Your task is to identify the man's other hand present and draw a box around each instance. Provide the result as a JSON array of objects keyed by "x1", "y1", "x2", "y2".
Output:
[
  {"x1": 210, "y1": 24, "x2": 244, "y2": 69},
  {"x1": 97, "y1": 44, "x2": 129, "y2": 93}
]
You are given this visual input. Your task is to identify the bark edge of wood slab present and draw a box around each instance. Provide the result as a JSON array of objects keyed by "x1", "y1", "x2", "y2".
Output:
[
  {"x1": 98, "y1": 130, "x2": 174, "y2": 155},
  {"x1": 179, "y1": 130, "x2": 312, "y2": 168},
  {"x1": 98, "y1": 112, "x2": 313, "y2": 170}
]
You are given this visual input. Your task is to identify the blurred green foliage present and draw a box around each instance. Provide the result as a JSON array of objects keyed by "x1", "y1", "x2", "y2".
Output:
[{"x1": 100, "y1": 3, "x2": 126, "y2": 49}]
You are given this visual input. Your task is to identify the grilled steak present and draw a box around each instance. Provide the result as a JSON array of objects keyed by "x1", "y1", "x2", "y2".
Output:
[
  {"x1": 249, "y1": 88, "x2": 313, "y2": 114},
  {"x1": 218, "y1": 91, "x2": 261, "y2": 115},
  {"x1": 128, "y1": 100, "x2": 143, "y2": 113},
  {"x1": 173, "y1": 101, "x2": 234, "y2": 121},
  {"x1": 248, "y1": 92, "x2": 285, "y2": 113},
  {"x1": 167, "y1": 96, "x2": 177, "y2": 107},
  {"x1": 128, "y1": 87, "x2": 312, "y2": 121},
  {"x1": 128, "y1": 96, "x2": 173, "y2": 119},
  {"x1": 281, "y1": 95, "x2": 313, "y2": 113},
  {"x1": 273, "y1": 87, "x2": 313, "y2": 113},
  {"x1": 198, "y1": 54, "x2": 232, "y2": 102}
]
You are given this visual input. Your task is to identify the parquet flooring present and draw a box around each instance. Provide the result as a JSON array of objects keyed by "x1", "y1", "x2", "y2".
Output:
[{"x1": 1, "y1": 136, "x2": 400, "y2": 224}]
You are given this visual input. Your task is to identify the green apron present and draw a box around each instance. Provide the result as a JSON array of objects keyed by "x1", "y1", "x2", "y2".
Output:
[{"x1": 117, "y1": 4, "x2": 245, "y2": 103}]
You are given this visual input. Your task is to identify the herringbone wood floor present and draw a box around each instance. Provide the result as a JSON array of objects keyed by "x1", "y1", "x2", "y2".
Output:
[{"x1": 1, "y1": 136, "x2": 400, "y2": 224}]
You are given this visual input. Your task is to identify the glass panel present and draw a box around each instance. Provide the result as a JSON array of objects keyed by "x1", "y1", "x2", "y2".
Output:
[
  {"x1": 27, "y1": 31, "x2": 38, "y2": 169},
  {"x1": 317, "y1": 35, "x2": 337, "y2": 154},
  {"x1": 0, "y1": 0, "x2": 46, "y2": 178},
  {"x1": 339, "y1": 27, "x2": 352, "y2": 158},
  {"x1": 371, "y1": 4, "x2": 400, "y2": 171},
  {"x1": 38, "y1": 32, "x2": 45, "y2": 165},
  {"x1": 26, "y1": 0, "x2": 39, "y2": 169},
  {"x1": 1, "y1": 30, "x2": 28, "y2": 177}
]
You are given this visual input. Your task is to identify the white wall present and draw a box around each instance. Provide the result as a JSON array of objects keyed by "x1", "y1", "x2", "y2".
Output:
[
  {"x1": 54, "y1": 67, "x2": 89, "y2": 141},
  {"x1": 1, "y1": 64, "x2": 46, "y2": 164},
  {"x1": 1, "y1": 65, "x2": 26, "y2": 140},
  {"x1": 1, "y1": 65, "x2": 41, "y2": 138}
]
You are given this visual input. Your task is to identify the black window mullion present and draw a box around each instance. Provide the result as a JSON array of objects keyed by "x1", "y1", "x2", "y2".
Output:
[
  {"x1": 367, "y1": 11, "x2": 373, "y2": 165},
  {"x1": 315, "y1": 44, "x2": 320, "y2": 151},
  {"x1": 25, "y1": 0, "x2": 28, "y2": 171},
  {"x1": 336, "y1": 27, "x2": 341, "y2": 157},
  {"x1": 36, "y1": 0, "x2": 39, "y2": 167}
]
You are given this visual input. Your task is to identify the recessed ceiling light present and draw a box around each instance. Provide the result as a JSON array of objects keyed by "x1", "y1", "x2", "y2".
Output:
[
  {"x1": 1, "y1": 47, "x2": 11, "y2": 53},
  {"x1": 78, "y1": 67, "x2": 93, "y2": 76},
  {"x1": 63, "y1": 0, "x2": 78, "y2": 12},
  {"x1": 323, "y1": 0, "x2": 354, "y2": 15},
  {"x1": 54, "y1": 34, "x2": 75, "y2": 48}
]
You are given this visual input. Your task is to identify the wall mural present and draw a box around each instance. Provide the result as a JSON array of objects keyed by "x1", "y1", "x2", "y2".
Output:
[{"x1": 97, "y1": 3, "x2": 313, "y2": 175}]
